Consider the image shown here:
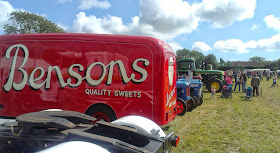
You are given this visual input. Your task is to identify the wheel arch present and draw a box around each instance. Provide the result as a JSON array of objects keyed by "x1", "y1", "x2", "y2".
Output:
[{"x1": 85, "y1": 103, "x2": 118, "y2": 119}]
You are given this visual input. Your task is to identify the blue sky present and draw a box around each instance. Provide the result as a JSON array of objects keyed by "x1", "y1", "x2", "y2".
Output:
[{"x1": 1, "y1": 0, "x2": 280, "y2": 62}]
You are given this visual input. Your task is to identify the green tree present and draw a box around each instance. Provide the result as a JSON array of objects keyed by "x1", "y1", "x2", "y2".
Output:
[
  {"x1": 4, "y1": 11, "x2": 66, "y2": 34},
  {"x1": 189, "y1": 50, "x2": 205, "y2": 69},
  {"x1": 176, "y1": 49, "x2": 205, "y2": 69},
  {"x1": 205, "y1": 54, "x2": 218, "y2": 69},
  {"x1": 219, "y1": 58, "x2": 225, "y2": 66},
  {"x1": 264, "y1": 59, "x2": 280, "y2": 71},
  {"x1": 225, "y1": 61, "x2": 232, "y2": 66},
  {"x1": 176, "y1": 49, "x2": 191, "y2": 59},
  {"x1": 249, "y1": 56, "x2": 266, "y2": 62}
]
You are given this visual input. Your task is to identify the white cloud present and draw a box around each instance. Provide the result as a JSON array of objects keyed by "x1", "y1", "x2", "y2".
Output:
[
  {"x1": 167, "y1": 41, "x2": 183, "y2": 52},
  {"x1": 56, "y1": 23, "x2": 69, "y2": 31},
  {"x1": 57, "y1": 0, "x2": 72, "y2": 3},
  {"x1": 70, "y1": 0, "x2": 200, "y2": 40},
  {"x1": 264, "y1": 15, "x2": 280, "y2": 32},
  {"x1": 246, "y1": 40, "x2": 257, "y2": 48},
  {"x1": 78, "y1": 0, "x2": 111, "y2": 10},
  {"x1": 214, "y1": 34, "x2": 280, "y2": 53},
  {"x1": 0, "y1": 1, "x2": 15, "y2": 30},
  {"x1": 250, "y1": 24, "x2": 258, "y2": 31},
  {"x1": 256, "y1": 34, "x2": 280, "y2": 51},
  {"x1": 69, "y1": 12, "x2": 130, "y2": 34},
  {"x1": 196, "y1": 0, "x2": 256, "y2": 28},
  {"x1": 69, "y1": 0, "x2": 257, "y2": 40},
  {"x1": 138, "y1": 0, "x2": 199, "y2": 38},
  {"x1": 192, "y1": 41, "x2": 211, "y2": 52},
  {"x1": 214, "y1": 39, "x2": 251, "y2": 53}
]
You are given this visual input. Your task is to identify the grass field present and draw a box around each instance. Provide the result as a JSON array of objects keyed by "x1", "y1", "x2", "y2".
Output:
[{"x1": 164, "y1": 78, "x2": 280, "y2": 153}]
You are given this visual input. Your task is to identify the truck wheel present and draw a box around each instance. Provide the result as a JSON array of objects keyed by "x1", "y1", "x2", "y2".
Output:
[
  {"x1": 186, "y1": 97, "x2": 195, "y2": 112},
  {"x1": 191, "y1": 95, "x2": 198, "y2": 108},
  {"x1": 206, "y1": 78, "x2": 223, "y2": 92},
  {"x1": 176, "y1": 99, "x2": 187, "y2": 115},
  {"x1": 86, "y1": 105, "x2": 117, "y2": 122}
]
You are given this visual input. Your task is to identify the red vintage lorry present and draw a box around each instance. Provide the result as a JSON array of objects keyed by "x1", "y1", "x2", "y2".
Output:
[{"x1": 0, "y1": 33, "x2": 177, "y2": 125}]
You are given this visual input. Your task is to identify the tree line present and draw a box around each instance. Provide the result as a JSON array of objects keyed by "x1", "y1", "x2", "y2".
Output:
[{"x1": 177, "y1": 48, "x2": 280, "y2": 71}]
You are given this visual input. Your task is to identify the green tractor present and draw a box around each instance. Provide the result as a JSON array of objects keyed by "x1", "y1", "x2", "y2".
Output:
[{"x1": 177, "y1": 58, "x2": 224, "y2": 92}]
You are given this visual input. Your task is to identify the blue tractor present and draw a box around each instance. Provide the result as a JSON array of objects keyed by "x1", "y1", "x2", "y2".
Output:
[
  {"x1": 176, "y1": 68, "x2": 203, "y2": 115},
  {"x1": 177, "y1": 59, "x2": 204, "y2": 108},
  {"x1": 190, "y1": 79, "x2": 203, "y2": 106},
  {"x1": 178, "y1": 78, "x2": 203, "y2": 106},
  {"x1": 176, "y1": 81, "x2": 196, "y2": 115}
]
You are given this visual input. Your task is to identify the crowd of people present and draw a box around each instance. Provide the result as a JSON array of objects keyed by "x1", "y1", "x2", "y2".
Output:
[{"x1": 223, "y1": 69, "x2": 278, "y2": 97}]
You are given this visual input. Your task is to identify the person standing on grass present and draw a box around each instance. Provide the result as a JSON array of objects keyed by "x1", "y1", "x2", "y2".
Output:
[
  {"x1": 266, "y1": 71, "x2": 270, "y2": 81},
  {"x1": 258, "y1": 72, "x2": 262, "y2": 81},
  {"x1": 225, "y1": 74, "x2": 233, "y2": 95},
  {"x1": 234, "y1": 73, "x2": 241, "y2": 92},
  {"x1": 210, "y1": 86, "x2": 216, "y2": 99},
  {"x1": 251, "y1": 74, "x2": 260, "y2": 96},
  {"x1": 242, "y1": 73, "x2": 247, "y2": 92},
  {"x1": 271, "y1": 73, "x2": 278, "y2": 87},
  {"x1": 225, "y1": 74, "x2": 233, "y2": 86}
]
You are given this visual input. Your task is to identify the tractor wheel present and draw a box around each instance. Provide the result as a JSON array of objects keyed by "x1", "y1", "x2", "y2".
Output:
[
  {"x1": 198, "y1": 95, "x2": 203, "y2": 105},
  {"x1": 191, "y1": 95, "x2": 199, "y2": 107},
  {"x1": 186, "y1": 97, "x2": 195, "y2": 112},
  {"x1": 176, "y1": 99, "x2": 187, "y2": 115},
  {"x1": 199, "y1": 93, "x2": 204, "y2": 105},
  {"x1": 206, "y1": 78, "x2": 223, "y2": 92}
]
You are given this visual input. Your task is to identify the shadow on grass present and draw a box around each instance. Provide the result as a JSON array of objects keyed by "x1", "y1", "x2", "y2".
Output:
[{"x1": 161, "y1": 125, "x2": 170, "y2": 131}]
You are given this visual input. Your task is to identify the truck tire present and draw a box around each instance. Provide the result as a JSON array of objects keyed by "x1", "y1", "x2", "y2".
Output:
[
  {"x1": 176, "y1": 98, "x2": 187, "y2": 115},
  {"x1": 191, "y1": 95, "x2": 199, "y2": 108},
  {"x1": 86, "y1": 105, "x2": 117, "y2": 122},
  {"x1": 206, "y1": 78, "x2": 223, "y2": 92},
  {"x1": 186, "y1": 97, "x2": 195, "y2": 112}
]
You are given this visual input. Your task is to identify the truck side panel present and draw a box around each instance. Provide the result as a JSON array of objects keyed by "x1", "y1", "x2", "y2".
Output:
[
  {"x1": 0, "y1": 34, "x2": 176, "y2": 125},
  {"x1": 0, "y1": 39, "x2": 154, "y2": 121}
]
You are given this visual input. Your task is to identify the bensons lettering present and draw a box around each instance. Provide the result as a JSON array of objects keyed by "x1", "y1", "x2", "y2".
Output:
[{"x1": 3, "y1": 44, "x2": 150, "y2": 92}]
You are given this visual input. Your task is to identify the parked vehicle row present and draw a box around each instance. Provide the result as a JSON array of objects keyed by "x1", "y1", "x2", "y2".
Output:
[{"x1": 0, "y1": 33, "x2": 211, "y2": 152}]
